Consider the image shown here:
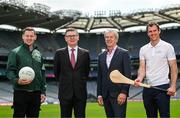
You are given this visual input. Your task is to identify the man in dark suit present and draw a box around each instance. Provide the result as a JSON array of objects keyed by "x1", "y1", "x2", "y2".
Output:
[
  {"x1": 54, "y1": 28, "x2": 90, "y2": 118},
  {"x1": 97, "y1": 30, "x2": 131, "y2": 118}
]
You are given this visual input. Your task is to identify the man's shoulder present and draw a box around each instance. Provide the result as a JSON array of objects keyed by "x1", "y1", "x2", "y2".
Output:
[
  {"x1": 54, "y1": 48, "x2": 67, "y2": 56},
  {"x1": 78, "y1": 47, "x2": 89, "y2": 53},
  {"x1": 98, "y1": 50, "x2": 106, "y2": 56},
  {"x1": 160, "y1": 40, "x2": 173, "y2": 47},
  {"x1": 11, "y1": 45, "x2": 22, "y2": 53},
  {"x1": 56, "y1": 47, "x2": 67, "y2": 52},
  {"x1": 117, "y1": 47, "x2": 128, "y2": 52},
  {"x1": 140, "y1": 43, "x2": 149, "y2": 50}
]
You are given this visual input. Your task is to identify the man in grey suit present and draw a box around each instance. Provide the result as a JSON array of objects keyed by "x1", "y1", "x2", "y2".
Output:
[
  {"x1": 97, "y1": 30, "x2": 131, "y2": 118},
  {"x1": 54, "y1": 28, "x2": 90, "y2": 118}
]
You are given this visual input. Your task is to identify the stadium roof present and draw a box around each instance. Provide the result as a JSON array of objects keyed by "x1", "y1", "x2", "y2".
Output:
[{"x1": 0, "y1": 1, "x2": 180, "y2": 32}]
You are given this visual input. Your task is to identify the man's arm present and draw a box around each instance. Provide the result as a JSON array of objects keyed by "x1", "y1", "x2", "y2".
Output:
[
  {"x1": 167, "y1": 59, "x2": 178, "y2": 96},
  {"x1": 6, "y1": 51, "x2": 19, "y2": 85},
  {"x1": 134, "y1": 59, "x2": 146, "y2": 86},
  {"x1": 117, "y1": 51, "x2": 131, "y2": 105},
  {"x1": 54, "y1": 50, "x2": 60, "y2": 81},
  {"x1": 97, "y1": 56, "x2": 103, "y2": 106},
  {"x1": 40, "y1": 64, "x2": 46, "y2": 103},
  {"x1": 40, "y1": 63, "x2": 47, "y2": 95},
  {"x1": 120, "y1": 51, "x2": 131, "y2": 94},
  {"x1": 97, "y1": 57, "x2": 102, "y2": 96}
]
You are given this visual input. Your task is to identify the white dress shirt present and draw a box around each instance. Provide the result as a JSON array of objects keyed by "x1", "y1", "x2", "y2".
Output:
[{"x1": 106, "y1": 45, "x2": 117, "y2": 68}]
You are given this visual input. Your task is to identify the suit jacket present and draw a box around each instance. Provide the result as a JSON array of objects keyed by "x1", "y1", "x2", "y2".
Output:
[
  {"x1": 54, "y1": 47, "x2": 90, "y2": 100},
  {"x1": 97, "y1": 46, "x2": 131, "y2": 99}
]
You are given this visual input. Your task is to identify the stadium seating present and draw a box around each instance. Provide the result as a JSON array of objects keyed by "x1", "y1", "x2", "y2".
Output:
[{"x1": 0, "y1": 27, "x2": 180, "y2": 103}]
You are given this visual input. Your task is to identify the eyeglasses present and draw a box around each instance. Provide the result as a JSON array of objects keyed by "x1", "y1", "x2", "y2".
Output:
[{"x1": 65, "y1": 35, "x2": 77, "y2": 38}]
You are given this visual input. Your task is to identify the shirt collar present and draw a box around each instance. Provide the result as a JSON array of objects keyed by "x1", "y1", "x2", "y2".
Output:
[
  {"x1": 22, "y1": 43, "x2": 37, "y2": 52},
  {"x1": 68, "y1": 46, "x2": 78, "y2": 51},
  {"x1": 148, "y1": 39, "x2": 162, "y2": 48},
  {"x1": 107, "y1": 45, "x2": 117, "y2": 54}
]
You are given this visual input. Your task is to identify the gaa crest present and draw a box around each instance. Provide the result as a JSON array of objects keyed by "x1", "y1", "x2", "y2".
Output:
[{"x1": 32, "y1": 49, "x2": 41, "y2": 62}]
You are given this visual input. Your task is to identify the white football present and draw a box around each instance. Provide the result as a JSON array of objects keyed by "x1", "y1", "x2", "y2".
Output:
[{"x1": 18, "y1": 66, "x2": 35, "y2": 80}]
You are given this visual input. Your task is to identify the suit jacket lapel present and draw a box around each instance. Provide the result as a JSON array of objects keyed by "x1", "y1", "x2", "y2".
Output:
[
  {"x1": 75, "y1": 47, "x2": 83, "y2": 69},
  {"x1": 102, "y1": 51, "x2": 108, "y2": 69},
  {"x1": 65, "y1": 47, "x2": 73, "y2": 68}
]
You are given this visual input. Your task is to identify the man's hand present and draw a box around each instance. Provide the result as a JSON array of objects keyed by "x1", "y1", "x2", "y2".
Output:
[
  {"x1": 41, "y1": 94, "x2": 46, "y2": 103},
  {"x1": 134, "y1": 77, "x2": 142, "y2": 87},
  {"x1": 167, "y1": 86, "x2": 176, "y2": 96},
  {"x1": 117, "y1": 93, "x2": 126, "y2": 105},
  {"x1": 18, "y1": 78, "x2": 33, "y2": 85},
  {"x1": 97, "y1": 96, "x2": 104, "y2": 106}
]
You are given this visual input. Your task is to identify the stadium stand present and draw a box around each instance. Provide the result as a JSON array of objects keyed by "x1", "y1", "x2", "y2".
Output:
[
  {"x1": 0, "y1": 28, "x2": 180, "y2": 74},
  {"x1": 0, "y1": 27, "x2": 180, "y2": 104},
  {"x1": 0, "y1": 80, "x2": 13, "y2": 104},
  {"x1": 162, "y1": 28, "x2": 180, "y2": 54}
]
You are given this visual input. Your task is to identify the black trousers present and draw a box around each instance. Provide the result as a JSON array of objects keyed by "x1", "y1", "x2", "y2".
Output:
[
  {"x1": 143, "y1": 84, "x2": 170, "y2": 118},
  {"x1": 103, "y1": 96, "x2": 127, "y2": 118},
  {"x1": 13, "y1": 90, "x2": 41, "y2": 118},
  {"x1": 59, "y1": 96, "x2": 86, "y2": 118}
]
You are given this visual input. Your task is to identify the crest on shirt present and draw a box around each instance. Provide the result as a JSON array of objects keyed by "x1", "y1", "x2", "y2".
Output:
[{"x1": 32, "y1": 49, "x2": 41, "y2": 62}]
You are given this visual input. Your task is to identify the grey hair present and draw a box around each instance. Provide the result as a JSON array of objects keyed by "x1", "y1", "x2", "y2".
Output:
[{"x1": 104, "y1": 30, "x2": 119, "y2": 41}]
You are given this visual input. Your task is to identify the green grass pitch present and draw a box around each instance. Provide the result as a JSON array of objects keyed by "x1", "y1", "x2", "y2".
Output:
[{"x1": 1, "y1": 100, "x2": 180, "y2": 118}]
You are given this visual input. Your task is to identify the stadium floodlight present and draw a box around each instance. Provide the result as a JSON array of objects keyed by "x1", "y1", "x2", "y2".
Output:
[{"x1": 54, "y1": 9, "x2": 82, "y2": 18}]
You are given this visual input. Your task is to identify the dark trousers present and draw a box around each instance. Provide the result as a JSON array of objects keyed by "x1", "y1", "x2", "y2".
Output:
[
  {"x1": 143, "y1": 84, "x2": 170, "y2": 118},
  {"x1": 103, "y1": 96, "x2": 127, "y2": 118},
  {"x1": 13, "y1": 90, "x2": 41, "y2": 118},
  {"x1": 59, "y1": 96, "x2": 86, "y2": 118}
]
